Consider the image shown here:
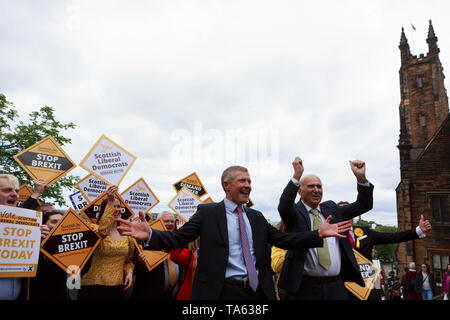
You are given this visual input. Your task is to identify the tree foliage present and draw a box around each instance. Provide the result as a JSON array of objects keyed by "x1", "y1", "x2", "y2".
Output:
[{"x1": 0, "y1": 93, "x2": 79, "y2": 206}]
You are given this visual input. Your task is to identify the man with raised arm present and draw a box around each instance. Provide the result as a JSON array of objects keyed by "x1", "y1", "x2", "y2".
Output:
[
  {"x1": 277, "y1": 157, "x2": 374, "y2": 300},
  {"x1": 117, "y1": 165, "x2": 352, "y2": 300}
]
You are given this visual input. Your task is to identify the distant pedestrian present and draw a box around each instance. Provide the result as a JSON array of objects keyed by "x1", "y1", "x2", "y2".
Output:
[
  {"x1": 442, "y1": 264, "x2": 449, "y2": 300},
  {"x1": 402, "y1": 262, "x2": 420, "y2": 300},
  {"x1": 415, "y1": 263, "x2": 436, "y2": 300}
]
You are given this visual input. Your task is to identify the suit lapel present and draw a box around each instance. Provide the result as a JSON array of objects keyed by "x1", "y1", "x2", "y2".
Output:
[
  {"x1": 217, "y1": 201, "x2": 229, "y2": 251},
  {"x1": 297, "y1": 199, "x2": 312, "y2": 230}
]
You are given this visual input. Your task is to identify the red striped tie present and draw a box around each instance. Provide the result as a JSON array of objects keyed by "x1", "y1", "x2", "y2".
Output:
[{"x1": 349, "y1": 231, "x2": 355, "y2": 249}]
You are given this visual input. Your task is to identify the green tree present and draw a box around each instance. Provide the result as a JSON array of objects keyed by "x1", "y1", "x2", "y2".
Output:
[
  {"x1": 0, "y1": 93, "x2": 79, "y2": 206},
  {"x1": 374, "y1": 225, "x2": 398, "y2": 262}
]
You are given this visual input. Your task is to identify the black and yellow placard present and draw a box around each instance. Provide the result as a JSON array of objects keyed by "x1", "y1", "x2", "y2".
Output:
[
  {"x1": 345, "y1": 249, "x2": 381, "y2": 300},
  {"x1": 79, "y1": 135, "x2": 136, "y2": 186},
  {"x1": 13, "y1": 136, "x2": 76, "y2": 186},
  {"x1": 40, "y1": 208, "x2": 100, "y2": 278},
  {"x1": 0, "y1": 205, "x2": 42, "y2": 278},
  {"x1": 173, "y1": 172, "x2": 208, "y2": 199},
  {"x1": 245, "y1": 198, "x2": 254, "y2": 208},
  {"x1": 132, "y1": 218, "x2": 169, "y2": 272},
  {"x1": 81, "y1": 191, "x2": 134, "y2": 224},
  {"x1": 17, "y1": 184, "x2": 41, "y2": 208}
]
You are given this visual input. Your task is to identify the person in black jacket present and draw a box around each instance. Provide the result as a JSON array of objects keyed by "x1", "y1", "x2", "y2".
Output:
[
  {"x1": 338, "y1": 201, "x2": 432, "y2": 300},
  {"x1": 276, "y1": 157, "x2": 373, "y2": 300},
  {"x1": 415, "y1": 263, "x2": 436, "y2": 300}
]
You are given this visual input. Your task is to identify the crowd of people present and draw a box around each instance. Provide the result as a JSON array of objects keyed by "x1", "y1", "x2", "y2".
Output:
[{"x1": 0, "y1": 157, "x2": 448, "y2": 300}]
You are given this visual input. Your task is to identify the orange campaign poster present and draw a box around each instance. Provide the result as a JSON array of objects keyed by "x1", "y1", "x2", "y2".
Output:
[
  {"x1": 13, "y1": 135, "x2": 76, "y2": 186},
  {"x1": 168, "y1": 186, "x2": 203, "y2": 222},
  {"x1": 40, "y1": 208, "x2": 100, "y2": 278},
  {"x1": 132, "y1": 218, "x2": 170, "y2": 272},
  {"x1": 76, "y1": 173, "x2": 110, "y2": 203},
  {"x1": 79, "y1": 135, "x2": 136, "y2": 186},
  {"x1": 81, "y1": 190, "x2": 135, "y2": 224},
  {"x1": 345, "y1": 249, "x2": 381, "y2": 300},
  {"x1": 120, "y1": 178, "x2": 159, "y2": 215},
  {"x1": 173, "y1": 172, "x2": 208, "y2": 199},
  {"x1": 17, "y1": 184, "x2": 41, "y2": 208},
  {"x1": 0, "y1": 205, "x2": 42, "y2": 278}
]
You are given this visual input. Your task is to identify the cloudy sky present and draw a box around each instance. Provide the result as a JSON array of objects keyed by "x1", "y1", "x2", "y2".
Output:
[{"x1": 2, "y1": 1, "x2": 449, "y2": 226}]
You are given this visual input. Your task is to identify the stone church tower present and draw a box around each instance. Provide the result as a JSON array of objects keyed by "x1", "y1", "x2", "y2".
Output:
[{"x1": 396, "y1": 20, "x2": 450, "y2": 281}]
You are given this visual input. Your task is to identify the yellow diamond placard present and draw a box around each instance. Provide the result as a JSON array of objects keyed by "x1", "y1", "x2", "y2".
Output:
[
  {"x1": 173, "y1": 172, "x2": 208, "y2": 199},
  {"x1": 76, "y1": 173, "x2": 110, "y2": 203},
  {"x1": 81, "y1": 191, "x2": 134, "y2": 224},
  {"x1": 168, "y1": 186, "x2": 203, "y2": 222},
  {"x1": 17, "y1": 184, "x2": 41, "y2": 208},
  {"x1": 13, "y1": 136, "x2": 76, "y2": 186},
  {"x1": 120, "y1": 178, "x2": 159, "y2": 215},
  {"x1": 79, "y1": 135, "x2": 137, "y2": 186},
  {"x1": 132, "y1": 218, "x2": 170, "y2": 272},
  {"x1": 40, "y1": 208, "x2": 101, "y2": 278},
  {"x1": 345, "y1": 249, "x2": 381, "y2": 300}
]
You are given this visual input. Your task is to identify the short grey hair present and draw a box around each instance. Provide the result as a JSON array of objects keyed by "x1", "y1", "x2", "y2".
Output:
[
  {"x1": 157, "y1": 211, "x2": 174, "y2": 219},
  {"x1": 221, "y1": 166, "x2": 248, "y2": 190},
  {"x1": 0, "y1": 174, "x2": 19, "y2": 190},
  {"x1": 409, "y1": 262, "x2": 416, "y2": 269}
]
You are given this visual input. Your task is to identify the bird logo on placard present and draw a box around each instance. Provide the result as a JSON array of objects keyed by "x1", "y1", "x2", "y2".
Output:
[{"x1": 100, "y1": 144, "x2": 113, "y2": 153}]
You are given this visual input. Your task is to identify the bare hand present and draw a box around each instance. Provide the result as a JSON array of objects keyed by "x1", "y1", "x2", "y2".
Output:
[
  {"x1": 123, "y1": 273, "x2": 133, "y2": 291},
  {"x1": 40, "y1": 224, "x2": 50, "y2": 240},
  {"x1": 419, "y1": 215, "x2": 432, "y2": 233},
  {"x1": 106, "y1": 185, "x2": 119, "y2": 205},
  {"x1": 116, "y1": 211, "x2": 150, "y2": 241},
  {"x1": 137, "y1": 252, "x2": 147, "y2": 265},
  {"x1": 176, "y1": 219, "x2": 186, "y2": 230},
  {"x1": 32, "y1": 179, "x2": 48, "y2": 199},
  {"x1": 349, "y1": 160, "x2": 368, "y2": 184},
  {"x1": 318, "y1": 216, "x2": 352, "y2": 238},
  {"x1": 292, "y1": 157, "x2": 304, "y2": 181}
]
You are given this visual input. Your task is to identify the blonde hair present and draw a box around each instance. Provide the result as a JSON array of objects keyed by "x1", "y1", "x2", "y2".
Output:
[{"x1": 0, "y1": 174, "x2": 19, "y2": 190}]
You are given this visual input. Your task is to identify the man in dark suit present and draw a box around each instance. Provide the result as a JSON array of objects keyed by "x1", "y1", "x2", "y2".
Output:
[
  {"x1": 117, "y1": 165, "x2": 352, "y2": 300},
  {"x1": 277, "y1": 157, "x2": 374, "y2": 300},
  {"x1": 337, "y1": 201, "x2": 432, "y2": 300},
  {"x1": 132, "y1": 211, "x2": 182, "y2": 300}
]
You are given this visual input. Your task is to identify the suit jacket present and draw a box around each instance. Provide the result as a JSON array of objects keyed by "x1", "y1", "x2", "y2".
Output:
[
  {"x1": 351, "y1": 226, "x2": 419, "y2": 262},
  {"x1": 277, "y1": 180, "x2": 374, "y2": 293},
  {"x1": 144, "y1": 200, "x2": 324, "y2": 300},
  {"x1": 132, "y1": 250, "x2": 184, "y2": 300}
]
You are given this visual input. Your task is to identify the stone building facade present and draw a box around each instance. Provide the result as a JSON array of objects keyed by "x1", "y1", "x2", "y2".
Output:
[{"x1": 396, "y1": 20, "x2": 450, "y2": 283}]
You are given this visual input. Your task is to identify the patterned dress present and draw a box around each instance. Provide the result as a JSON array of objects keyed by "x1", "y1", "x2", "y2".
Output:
[{"x1": 81, "y1": 206, "x2": 134, "y2": 289}]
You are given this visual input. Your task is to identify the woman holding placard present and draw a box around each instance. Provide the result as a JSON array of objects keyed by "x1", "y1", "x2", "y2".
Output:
[{"x1": 79, "y1": 185, "x2": 135, "y2": 300}]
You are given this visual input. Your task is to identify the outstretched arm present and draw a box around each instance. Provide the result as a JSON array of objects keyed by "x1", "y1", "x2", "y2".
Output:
[{"x1": 269, "y1": 216, "x2": 351, "y2": 250}]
